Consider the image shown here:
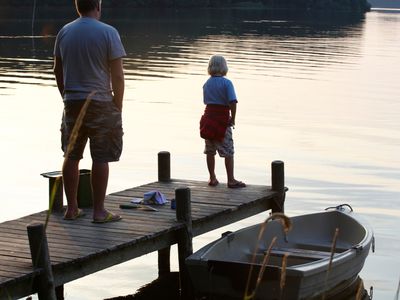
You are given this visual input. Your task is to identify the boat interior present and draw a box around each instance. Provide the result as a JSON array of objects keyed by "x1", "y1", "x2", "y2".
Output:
[{"x1": 203, "y1": 211, "x2": 366, "y2": 267}]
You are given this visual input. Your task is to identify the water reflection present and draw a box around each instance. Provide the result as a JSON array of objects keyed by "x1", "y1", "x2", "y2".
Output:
[
  {"x1": 0, "y1": 7, "x2": 366, "y2": 89},
  {"x1": 0, "y1": 7, "x2": 399, "y2": 299},
  {"x1": 105, "y1": 272, "x2": 372, "y2": 299}
]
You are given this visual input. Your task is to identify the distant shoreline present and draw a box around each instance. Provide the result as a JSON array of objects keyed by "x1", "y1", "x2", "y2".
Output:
[{"x1": 0, "y1": 0, "x2": 371, "y2": 13}]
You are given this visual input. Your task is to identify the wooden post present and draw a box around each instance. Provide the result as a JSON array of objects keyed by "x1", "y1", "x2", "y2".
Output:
[
  {"x1": 175, "y1": 187, "x2": 194, "y2": 300},
  {"x1": 271, "y1": 160, "x2": 285, "y2": 213},
  {"x1": 158, "y1": 247, "x2": 171, "y2": 277},
  {"x1": 157, "y1": 151, "x2": 171, "y2": 276},
  {"x1": 27, "y1": 223, "x2": 57, "y2": 300},
  {"x1": 55, "y1": 286, "x2": 64, "y2": 300},
  {"x1": 158, "y1": 151, "x2": 171, "y2": 182}
]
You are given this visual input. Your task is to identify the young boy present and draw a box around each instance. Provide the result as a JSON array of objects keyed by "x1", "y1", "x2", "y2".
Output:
[{"x1": 200, "y1": 55, "x2": 246, "y2": 188}]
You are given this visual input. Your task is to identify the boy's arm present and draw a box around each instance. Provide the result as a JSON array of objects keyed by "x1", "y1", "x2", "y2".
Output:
[
  {"x1": 110, "y1": 57, "x2": 125, "y2": 111},
  {"x1": 229, "y1": 101, "x2": 237, "y2": 126}
]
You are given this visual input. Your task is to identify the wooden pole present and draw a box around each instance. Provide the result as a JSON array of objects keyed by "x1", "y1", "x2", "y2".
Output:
[
  {"x1": 27, "y1": 223, "x2": 57, "y2": 300},
  {"x1": 158, "y1": 151, "x2": 171, "y2": 182},
  {"x1": 157, "y1": 151, "x2": 171, "y2": 276},
  {"x1": 175, "y1": 187, "x2": 194, "y2": 299},
  {"x1": 55, "y1": 286, "x2": 64, "y2": 300},
  {"x1": 158, "y1": 247, "x2": 171, "y2": 277},
  {"x1": 271, "y1": 160, "x2": 285, "y2": 213}
]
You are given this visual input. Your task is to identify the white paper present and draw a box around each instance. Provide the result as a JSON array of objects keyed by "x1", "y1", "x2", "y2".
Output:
[{"x1": 130, "y1": 197, "x2": 142, "y2": 204}]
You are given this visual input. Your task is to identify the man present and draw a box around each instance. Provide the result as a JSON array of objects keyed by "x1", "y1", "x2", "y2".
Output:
[{"x1": 53, "y1": 0, "x2": 125, "y2": 223}]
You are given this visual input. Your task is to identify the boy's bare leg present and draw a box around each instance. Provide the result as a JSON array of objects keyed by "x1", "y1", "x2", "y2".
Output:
[
  {"x1": 225, "y1": 156, "x2": 235, "y2": 184},
  {"x1": 206, "y1": 154, "x2": 218, "y2": 185},
  {"x1": 62, "y1": 158, "x2": 80, "y2": 218},
  {"x1": 225, "y1": 156, "x2": 246, "y2": 188}
]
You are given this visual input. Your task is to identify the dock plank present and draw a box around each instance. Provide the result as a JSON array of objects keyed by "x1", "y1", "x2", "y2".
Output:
[{"x1": 0, "y1": 179, "x2": 281, "y2": 300}]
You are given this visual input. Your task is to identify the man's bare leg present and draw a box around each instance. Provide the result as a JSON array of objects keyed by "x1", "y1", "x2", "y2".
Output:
[
  {"x1": 92, "y1": 161, "x2": 110, "y2": 220},
  {"x1": 91, "y1": 161, "x2": 121, "y2": 222},
  {"x1": 62, "y1": 158, "x2": 80, "y2": 218}
]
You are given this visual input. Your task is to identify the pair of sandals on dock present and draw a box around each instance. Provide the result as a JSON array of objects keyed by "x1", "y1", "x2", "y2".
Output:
[{"x1": 63, "y1": 209, "x2": 121, "y2": 223}]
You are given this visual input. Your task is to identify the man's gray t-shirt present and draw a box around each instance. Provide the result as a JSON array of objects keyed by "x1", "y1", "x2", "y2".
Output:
[{"x1": 54, "y1": 17, "x2": 126, "y2": 102}]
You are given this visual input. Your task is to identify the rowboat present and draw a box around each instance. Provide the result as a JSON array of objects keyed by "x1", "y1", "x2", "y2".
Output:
[{"x1": 186, "y1": 204, "x2": 374, "y2": 299}]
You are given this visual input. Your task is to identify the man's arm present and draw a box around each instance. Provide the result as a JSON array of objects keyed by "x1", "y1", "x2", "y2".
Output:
[
  {"x1": 53, "y1": 56, "x2": 64, "y2": 96},
  {"x1": 110, "y1": 58, "x2": 125, "y2": 111}
]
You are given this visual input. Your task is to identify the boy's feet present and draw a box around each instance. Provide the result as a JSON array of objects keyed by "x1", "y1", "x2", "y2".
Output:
[{"x1": 227, "y1": 180, "x2": 246, "y2": 189}]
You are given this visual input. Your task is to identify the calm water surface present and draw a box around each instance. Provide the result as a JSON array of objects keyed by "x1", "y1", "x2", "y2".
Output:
[{"x1": 0, "y1": 6, "x2": 399, "y2": 300}]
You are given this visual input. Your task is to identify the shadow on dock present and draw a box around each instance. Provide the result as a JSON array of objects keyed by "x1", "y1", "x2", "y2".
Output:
[{"x1": 104, "y1": 272, "x2": 371, "y2": 300}]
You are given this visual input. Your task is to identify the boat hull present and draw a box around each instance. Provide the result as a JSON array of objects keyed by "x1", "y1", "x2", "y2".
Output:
[{"x1": 186, "y1": 208, "x2": 373, "y2": 300}]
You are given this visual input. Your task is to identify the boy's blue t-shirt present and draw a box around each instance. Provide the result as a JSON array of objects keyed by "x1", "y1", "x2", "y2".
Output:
[{"x1": 203, "y1": 76, "x2": 238, "y2": 106}]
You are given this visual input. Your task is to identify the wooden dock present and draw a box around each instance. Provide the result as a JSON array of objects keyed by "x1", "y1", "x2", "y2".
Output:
[{"x1": 0, "y1": 152, "x2": 286, "y2": 300}]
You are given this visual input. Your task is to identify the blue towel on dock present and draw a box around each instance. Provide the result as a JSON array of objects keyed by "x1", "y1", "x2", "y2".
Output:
[{"x1": 142, "y1": 191, "x2": 168, "y2": 205}]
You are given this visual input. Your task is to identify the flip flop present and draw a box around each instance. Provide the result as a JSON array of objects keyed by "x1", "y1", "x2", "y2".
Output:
[
  {"x1": 208, "y1": 179, "x2": 219, "y2": 187},
  {"x1": 63, "y1": 208, "x2": 86, "y2": 220},
  {"x1": 92, "y1": 212, "x2": 122, "y2": 224},
  {"x1": 227, "y1": 181, "x2": 246, "y2": 189}
]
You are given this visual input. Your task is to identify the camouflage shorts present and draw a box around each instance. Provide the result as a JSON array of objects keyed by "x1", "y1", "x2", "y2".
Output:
[
  {"x1": 204, "y1": 126, "x2": 234, "y2": 158},
  {"x1": 61, "y1": 100, "x2": 123, "y2": 163}
]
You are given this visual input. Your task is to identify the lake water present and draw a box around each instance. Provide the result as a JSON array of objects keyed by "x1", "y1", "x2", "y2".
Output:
[{"x1": 0, "y1": 6, "x2": 399, "y2": 300}]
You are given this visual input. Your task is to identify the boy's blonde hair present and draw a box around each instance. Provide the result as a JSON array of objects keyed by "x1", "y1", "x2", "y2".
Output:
[{"x1": 207, "y1": 55, "x2": 228, "y2": 76}]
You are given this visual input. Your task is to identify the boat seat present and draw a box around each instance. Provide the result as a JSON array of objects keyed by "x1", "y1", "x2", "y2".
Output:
[
  {"x1": 269, "y1": 247, "x2": 334, "y2": 260},
  {"x1": 295, "y1": 242, "x2": 350, "y2": 253}
]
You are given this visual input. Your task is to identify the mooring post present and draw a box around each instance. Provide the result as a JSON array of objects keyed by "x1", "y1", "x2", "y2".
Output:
[
  {"x1": 55, "y1": 286, "x2": 64, "y2": 300},
  {"x1": 176, "y1": 187, "x2": 194, "y2": 299},
  {"x1": 158, "y1": 151, "x2": 171, "y2": 182},
  {"x1": 157, "y1": 151, "x2": 172, "y2": 277},
  {"x1": 27, "y1": 223, "x2": 57, "y2": 300},
  {"x1": 271, "y1": 160, "x2": 285, "y2": 213}
]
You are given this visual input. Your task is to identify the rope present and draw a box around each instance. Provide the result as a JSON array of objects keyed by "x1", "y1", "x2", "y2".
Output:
[{"x1": 325, "y1": 203, "x2": 353, "y2": 212}]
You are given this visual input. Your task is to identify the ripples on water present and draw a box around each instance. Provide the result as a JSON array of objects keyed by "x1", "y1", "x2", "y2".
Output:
[
  {"x1": 0, "y1": 9, "x2": 367, "y2": 84},
  {"x1": 0, "y1": 6, "x2": 399, "y2": 300}
]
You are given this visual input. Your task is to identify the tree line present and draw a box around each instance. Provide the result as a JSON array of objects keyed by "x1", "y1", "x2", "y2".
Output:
[{"x1": 1, "y1": 0, "x2": 371, "y2": 12}]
